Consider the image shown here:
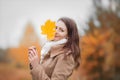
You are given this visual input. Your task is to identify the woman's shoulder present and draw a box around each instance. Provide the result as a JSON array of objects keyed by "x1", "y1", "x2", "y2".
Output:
[
  {"x1": 57, "y1": 49, "x2": 74, "y2": 62},
  {"x1": 50, "y1": 47, "x2": 71, "y2": 57},
  {"x1": 54, "y1": 50, "x2": 75, "y2": 70},
  {"x1": 50, "y1": 44, "x2": 70, "y2": 57}
]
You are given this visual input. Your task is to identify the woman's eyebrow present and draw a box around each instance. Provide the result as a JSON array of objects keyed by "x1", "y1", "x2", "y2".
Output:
[
  {"x1": 56, "y1": 26, "x2": 65, "y2": 30},
  {"x1": 59, "y1": 27, "x2": 65, "y2": 31}
]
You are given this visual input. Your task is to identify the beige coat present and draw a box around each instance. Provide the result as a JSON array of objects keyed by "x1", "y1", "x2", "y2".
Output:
[{"x1": 30, "y1": 44, "x2": 75, "y2": 80}]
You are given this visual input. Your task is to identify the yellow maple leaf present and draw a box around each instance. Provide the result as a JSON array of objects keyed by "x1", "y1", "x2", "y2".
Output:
[{"x1": 40, "y1": 20, "x2": 56, "y2": 40}]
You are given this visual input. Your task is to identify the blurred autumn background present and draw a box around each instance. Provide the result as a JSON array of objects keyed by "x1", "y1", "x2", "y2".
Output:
[{"x1": 0, "y1": 0, "x2": 120, "y2": 80}]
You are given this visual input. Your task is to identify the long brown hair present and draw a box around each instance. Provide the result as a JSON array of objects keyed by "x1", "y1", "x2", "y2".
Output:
[{"x1": 58, "y1": 17, "x2": 81, "y2": 68}]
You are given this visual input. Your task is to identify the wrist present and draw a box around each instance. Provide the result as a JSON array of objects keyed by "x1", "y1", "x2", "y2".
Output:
[{"x1": 32, "y1": 63, "x2": 39, "y2": 69}]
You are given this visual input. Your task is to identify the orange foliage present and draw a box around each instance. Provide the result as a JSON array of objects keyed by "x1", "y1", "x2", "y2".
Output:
[{"x1": 79, "y1": 29, "x2": 113, "y2": 79}]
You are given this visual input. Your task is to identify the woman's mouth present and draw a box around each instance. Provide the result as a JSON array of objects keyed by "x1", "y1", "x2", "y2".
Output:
[{"x1": 54, "y1": 36, "x2": 60, "y2": 39}]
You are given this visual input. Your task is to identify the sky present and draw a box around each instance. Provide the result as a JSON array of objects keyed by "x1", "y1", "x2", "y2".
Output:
[{"x1": 0, "y1": 0, "x2": 111, "y2": 49}]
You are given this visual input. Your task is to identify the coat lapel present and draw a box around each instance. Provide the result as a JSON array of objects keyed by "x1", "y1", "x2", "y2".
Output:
[{"x1": 50, "y1": 44, "x2": 65, "y2": 58}]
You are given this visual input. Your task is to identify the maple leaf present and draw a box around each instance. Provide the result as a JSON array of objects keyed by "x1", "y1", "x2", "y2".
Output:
[{"x1": 41, "y1": 20, "x2": 56, "y2": 40}]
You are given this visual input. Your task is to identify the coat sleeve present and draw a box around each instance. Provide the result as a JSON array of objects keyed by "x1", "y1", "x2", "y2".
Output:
[{"x1": 30, "y1": 54, "x2": 75, "y2": 80}]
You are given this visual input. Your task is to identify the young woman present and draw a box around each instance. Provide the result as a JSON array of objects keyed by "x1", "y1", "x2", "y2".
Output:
[{"x1": 28, "y1": 17, "x2": 81, "y2": 80}]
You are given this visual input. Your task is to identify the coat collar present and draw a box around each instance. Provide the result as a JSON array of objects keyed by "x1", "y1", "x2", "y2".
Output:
[{"x1": 49, "y1": 44, "x2": 71, "y2": 58}]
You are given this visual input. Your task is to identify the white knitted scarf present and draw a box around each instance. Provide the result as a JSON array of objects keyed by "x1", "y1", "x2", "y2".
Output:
[{"x1": 40, "y1": 38, "x2": 67, "y2": 63}]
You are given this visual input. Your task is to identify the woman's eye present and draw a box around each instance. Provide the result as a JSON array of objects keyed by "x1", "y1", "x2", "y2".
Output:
[
  {"x1": 56, "y1": 26, "x2": 64, "y2": 32},
  {"x1": 60, "y1": 29, "x2": 64, "y2": 32}
]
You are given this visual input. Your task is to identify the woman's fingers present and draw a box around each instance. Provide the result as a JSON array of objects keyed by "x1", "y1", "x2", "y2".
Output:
[
  {"x1": 28, "y1": 46, "x2": 39, "y2": 68},
  {"x1": 29, "y1": 46, "x2": 38, "y2": 56},
  {"x1": 32, "y1": 48, "x2": 37, "y2": 56},
  {"x1": 28, "y1": 52, "x2": 32, "y2": 61},
  {"x1": 28, "y1": 55, "x2": 31, "y2": 61},
  {"x1": 28, "y1": 46, "x2": 39, "y2": 62},
  {"x1": 30, "y1": 50, "x2": 35, "y2": 57}
]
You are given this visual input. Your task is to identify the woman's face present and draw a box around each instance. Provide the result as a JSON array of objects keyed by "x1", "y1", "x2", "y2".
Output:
[{"x1": 53, "y1": 20, "x2": 68, "y2": 41}]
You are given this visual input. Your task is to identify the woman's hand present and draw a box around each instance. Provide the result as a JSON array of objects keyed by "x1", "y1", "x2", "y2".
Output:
[{"x1": 28, "y1": 46, "x2": 39, "y2": 69}]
